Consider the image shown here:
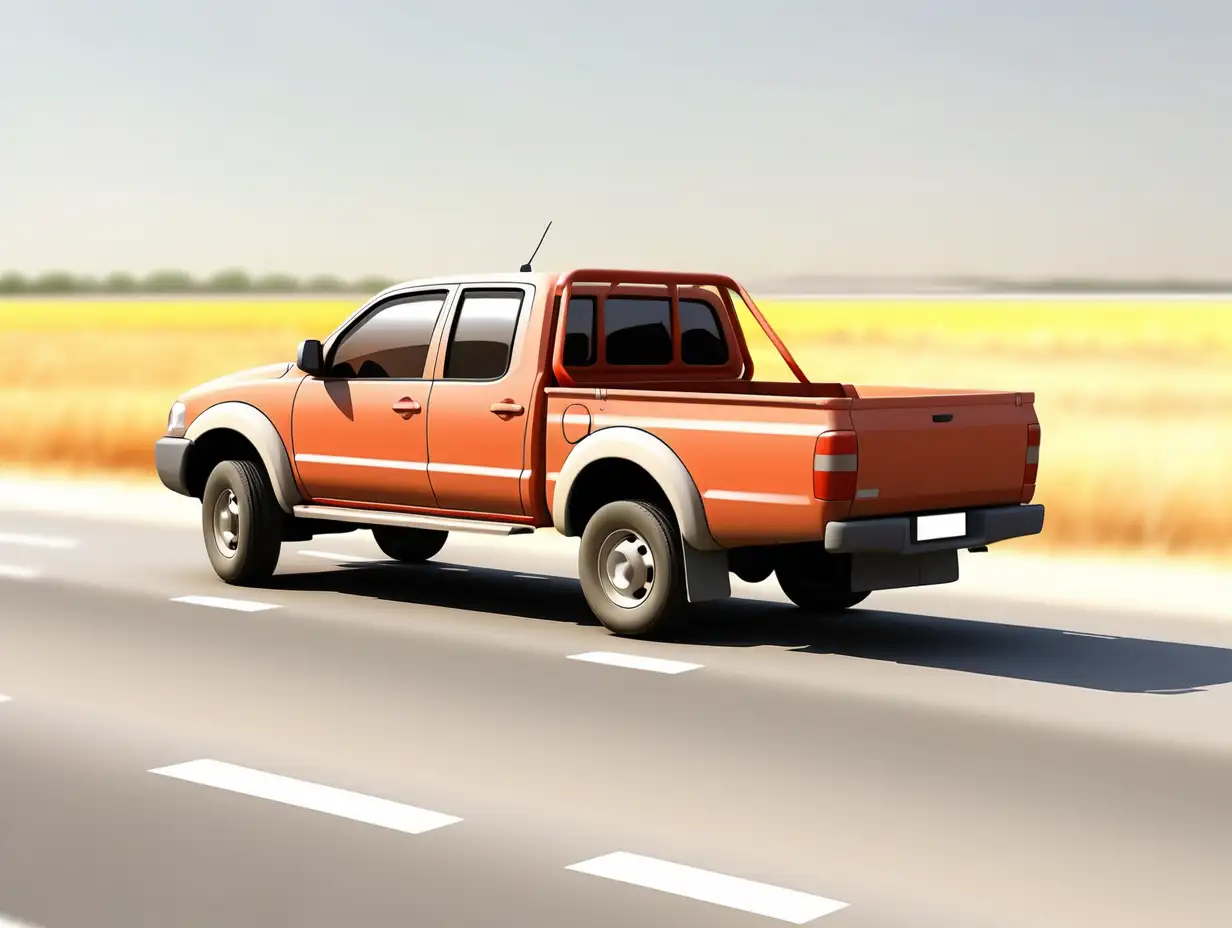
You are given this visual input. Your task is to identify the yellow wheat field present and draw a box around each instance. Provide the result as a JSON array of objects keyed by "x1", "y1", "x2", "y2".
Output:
[{"x1": 1, "y1": 296, "x2": 1230, "y2": 562}]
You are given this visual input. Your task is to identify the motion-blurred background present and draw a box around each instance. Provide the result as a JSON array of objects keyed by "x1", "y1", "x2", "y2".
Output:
[{"x1": 2, "y1": 1, "x2": 1229, "y2": 563}]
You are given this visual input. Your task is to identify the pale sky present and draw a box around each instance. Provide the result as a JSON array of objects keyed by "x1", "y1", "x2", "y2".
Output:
[{"x1": 2, "y1": 1, "x2": 1229, "y2": 280}]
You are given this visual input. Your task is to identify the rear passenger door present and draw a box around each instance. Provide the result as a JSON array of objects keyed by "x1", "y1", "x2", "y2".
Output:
[{"x1": 425, "y1": 284, "x2": 537, "y2": 516}]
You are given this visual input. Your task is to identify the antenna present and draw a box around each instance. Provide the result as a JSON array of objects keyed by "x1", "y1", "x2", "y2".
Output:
[{"x1": 519, "y1": 221, "x2": 553, "y2": 272}]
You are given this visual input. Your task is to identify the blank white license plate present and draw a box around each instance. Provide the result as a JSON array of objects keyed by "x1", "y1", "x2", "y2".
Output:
[{"x1": 916, "y1": 512, "x2": 967, "y2": 541}]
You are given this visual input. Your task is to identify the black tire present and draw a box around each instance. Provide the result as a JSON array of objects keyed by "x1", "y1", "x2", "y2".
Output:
[
  {"x1": 201, "y1": 459, "x2": 283, "y2": 585},
  {"x1": 372, "y1": 526, "x2": 448, "y2": 563},
  {"x1": 775, "y1": 547, "x2": 870, "y2": 613},
  {"x1": 578, "y1": 500, "x2": 686, "y2": 638}
]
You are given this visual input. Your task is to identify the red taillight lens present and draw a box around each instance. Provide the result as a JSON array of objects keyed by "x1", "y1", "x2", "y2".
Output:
[
  {"x1": 1024, "y1": 423, "x2": 1040, "y2": 485},
  {"x1": 814, "y1": 430, "x2": 858, "y2": 500}
]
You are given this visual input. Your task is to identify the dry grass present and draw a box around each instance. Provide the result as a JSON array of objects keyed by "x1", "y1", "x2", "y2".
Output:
[{"x1": 1, "y1": 296, "x2": 1230, "y2": 562}]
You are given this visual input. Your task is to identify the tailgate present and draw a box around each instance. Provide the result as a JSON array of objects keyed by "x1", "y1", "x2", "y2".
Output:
[{"x1": 846, "y1": 391, "x2": 1034, "y2": 517}]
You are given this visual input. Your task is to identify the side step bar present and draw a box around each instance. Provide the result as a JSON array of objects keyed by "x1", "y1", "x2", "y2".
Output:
[{"x1": 293, "y1": 505, "x2": 535, "y2": 537}]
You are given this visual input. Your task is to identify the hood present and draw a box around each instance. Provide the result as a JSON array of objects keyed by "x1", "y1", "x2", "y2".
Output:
[{"x1": 186, "y1": 361, "x2": 295, "y2": 395}]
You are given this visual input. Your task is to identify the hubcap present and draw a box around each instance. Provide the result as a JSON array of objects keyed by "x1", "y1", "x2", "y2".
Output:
[
  {"x1": 212, "y1": 488, "x2": 240, "y2": 558},
  {"x1": 597, "y1": 529, "x2": 655, "y2": 608}
]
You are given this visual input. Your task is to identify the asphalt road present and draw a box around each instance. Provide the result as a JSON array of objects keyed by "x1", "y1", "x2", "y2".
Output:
[{"x1": 2, "y1": 510, "x2": 1232, "y2": 927}]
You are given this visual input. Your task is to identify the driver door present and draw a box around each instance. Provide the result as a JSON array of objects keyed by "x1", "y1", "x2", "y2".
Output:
[{"x1": 291, "y1": 288, "x2": 453, "y2": 508}]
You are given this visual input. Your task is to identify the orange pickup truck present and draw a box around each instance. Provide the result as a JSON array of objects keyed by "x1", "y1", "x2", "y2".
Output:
[{"x1": 155, "y1": 268, "x2": 1044, "y2": 637}]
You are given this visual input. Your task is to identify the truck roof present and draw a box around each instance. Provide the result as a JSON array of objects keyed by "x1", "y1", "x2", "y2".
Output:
[{"x1": 374, "y1": 271, "x2": 558, "y2": 295}]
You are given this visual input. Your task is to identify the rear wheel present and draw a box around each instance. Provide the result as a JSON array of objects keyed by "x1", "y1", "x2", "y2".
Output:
[
  {"x1": 201, "y1": 459, "x2": 283, "y2": 585},
  {"x1": 372, "y1": 526, "x2": 448, "y2": 563},
  {"x1": 579, "y1": 500, "x2": 686, "y2": 638},
  {"x1": 775, "y1": 547, "x2": 870, "y2": 613}
]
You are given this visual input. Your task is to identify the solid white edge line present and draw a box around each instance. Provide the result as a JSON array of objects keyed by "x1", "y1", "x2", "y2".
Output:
[
  {"x1": 170, "y1": 595, "x2": 281, "y2": 612},
  {"x1": 565, "y1": 852, "x2": 849, "y2": 924},
  {"x1": 0, "y1": 532, "x2": 79, "y2": 549},
  {"x1": 299, "y1": 550, "x2": 372, "y2": 563},
  {"x1": 567, "y1": 652, "x2": 703, "y2": 674},
  {"x1": 148, "y1": 759, "x2": 462, "y2": 834},
  {"x1": 0, "y1": 565, "x2": 40, "y2": 580}
]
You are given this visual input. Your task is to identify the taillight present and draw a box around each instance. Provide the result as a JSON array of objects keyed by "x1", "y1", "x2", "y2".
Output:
[
  {"x1": 1022, "y1": 423, "x2": 1040, "y2": 502},
  {"x1": 1024, "y1": 423, "x2": 1040, "y2": 484},
  {"x1": 814, "y1": 430, "x2": 858, "y2": 500}
]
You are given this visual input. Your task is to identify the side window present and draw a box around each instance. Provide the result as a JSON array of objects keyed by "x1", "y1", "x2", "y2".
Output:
[
  {"x1": 561, "y1": 295, "x2": 596, "y2": 366},
  {"x1": 604, "y1": 296, "x2": 672, "y2": 366},
  {"x1": 442, "y1": 288, "x2": 524, "y2": 380},
  {"x1": 328, "y1": 291, "x2": 447, "y2": 379},
  {"x1": 680, "y1": 298, "x2": 729, "y2": 365}
]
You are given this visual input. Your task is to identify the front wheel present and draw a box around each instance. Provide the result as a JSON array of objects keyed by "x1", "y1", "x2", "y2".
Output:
[
  {"x1": 775, "y1": 548, "x2": 870, "y2": 613},
  {"x1": 578, "y1": 500, "x2": 686, "y2": 638},
  {"x1": 372, "y1": 526, "x2": 448, "y2": 563},
  {"x1": 201, "y1": 459, "x2": 283, "y2": 585}
]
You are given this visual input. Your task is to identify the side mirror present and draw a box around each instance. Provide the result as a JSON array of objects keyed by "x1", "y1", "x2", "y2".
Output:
[{"x1": 297, "y1": 339, "x2": 325, "y2": 376}]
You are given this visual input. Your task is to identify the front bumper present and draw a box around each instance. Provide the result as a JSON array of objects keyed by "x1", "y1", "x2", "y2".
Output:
[
  {"x1": 155, "y1": 437, "x2": 193, "y2": 496},
  {"x1": 824, "y1": 504, "x2": 1045, "y2": 555}
]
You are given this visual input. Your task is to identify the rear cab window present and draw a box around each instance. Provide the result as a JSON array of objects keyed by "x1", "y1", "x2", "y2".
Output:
[{"x1": 558, "y1": 288, "x2": 738, "y2": 377}]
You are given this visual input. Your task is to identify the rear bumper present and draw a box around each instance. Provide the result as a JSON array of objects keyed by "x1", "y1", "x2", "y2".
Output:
[
  {"x1": 824, "y1": 504, "x2": 1045, "y2": 555},
  {"x1": 155, "y1": 437, "x2": 193, "y2": 496}
]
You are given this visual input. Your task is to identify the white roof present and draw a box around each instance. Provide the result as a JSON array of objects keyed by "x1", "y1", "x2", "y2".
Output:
[{"x1": 376, "y1": 271, "x2": 556, "y2": 294}]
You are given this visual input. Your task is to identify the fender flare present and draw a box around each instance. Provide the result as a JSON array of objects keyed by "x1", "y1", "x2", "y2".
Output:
[
  {"x1": 552, "y1": 426, "x2": 720, "y2": 551},
  {"x1": 185, "y1": 401, "x2": 304, "y2": 513}
]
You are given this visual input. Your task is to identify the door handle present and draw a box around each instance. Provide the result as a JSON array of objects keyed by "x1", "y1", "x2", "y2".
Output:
[
  {"x1": 392, "y1": 397, "x2": 421, "y2": 419},
  {"x1": 490, "y1": 400, "x2": 525, "y2": 418}
]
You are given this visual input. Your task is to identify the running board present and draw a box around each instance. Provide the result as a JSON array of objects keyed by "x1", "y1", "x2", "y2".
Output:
[{"x1": 292, "y1": 505, "x2": 535, "y2": 536}]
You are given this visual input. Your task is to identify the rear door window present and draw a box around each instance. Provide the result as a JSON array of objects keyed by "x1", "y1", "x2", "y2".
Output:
[{"x1": 441, "y1": 288, "x2": 525, "y2": 380}]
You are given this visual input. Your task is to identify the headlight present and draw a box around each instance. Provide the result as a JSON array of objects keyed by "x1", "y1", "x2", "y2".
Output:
[{"x1": 167, "y1": 402, "x2": 187, "y2": 433}]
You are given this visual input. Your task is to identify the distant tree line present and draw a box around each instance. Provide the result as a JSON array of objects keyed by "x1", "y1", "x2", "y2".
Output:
[{"x1": 0, "y1": 269, "x2": 399, "y2": 295}]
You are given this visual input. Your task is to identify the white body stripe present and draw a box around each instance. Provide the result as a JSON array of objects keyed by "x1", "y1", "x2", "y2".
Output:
[
  {"x1": 703, "y1": 490, "x2": 812, "y2": 506},
  {"x1": 295, "y1": 454, "x2": 522, "y2": 480},
  {"x1": 428, "y1": 463, "x2": 524, "y2": 479},
  {"x1": 296, "y1": 453, "x2": 426, "y2": 472},
  {"x1": 591, "y1": 414, "x2": 821, "y2": 438}
]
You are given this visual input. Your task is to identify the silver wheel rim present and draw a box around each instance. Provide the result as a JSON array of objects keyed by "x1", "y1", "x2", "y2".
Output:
[
  {"x1": 212, "y1": 488, "x2": 240, "y2": 558},
  {"x1": 597, "y1": 529, "x2": 655, "y2": 609}
]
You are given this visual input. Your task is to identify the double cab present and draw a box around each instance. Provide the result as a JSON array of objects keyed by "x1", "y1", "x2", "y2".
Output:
[{"x1": 155, "y1": 268, "x2": 1045, "y2": 637}]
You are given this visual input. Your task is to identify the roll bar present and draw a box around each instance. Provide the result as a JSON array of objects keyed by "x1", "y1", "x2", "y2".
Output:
[{"x1": 549, "y1": 268, "x2": 809, "y2": 388}]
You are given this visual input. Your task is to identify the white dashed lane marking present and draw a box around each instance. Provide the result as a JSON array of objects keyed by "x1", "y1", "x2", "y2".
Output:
[
  {"x1": 566, "y1": 852, "x2": 849, "y2": 924},
  {"x1": 0, "y1": 694, "x2": 11, "y2": 704},
  {"x1": 149, "y1": 760, "x2": 462, "y2": 834},
  {"x1": 170, "y1": 595, "x2": 281, "y2": 612},
  {"x1": 299, "y1": 550, "x2": 372, "y2": 563},
  {"x1": 1, "y1": 913, "x2": 46, "y2": 928},
  {"x1": 0, "y1": 565, "x2": 41, "y2": 580},
  {"x1": 567, "y1": 652, "x2": 703, "y2": 675},
  {"x1": 0, "y1": 532, "x2": 78, "y2": 550}
]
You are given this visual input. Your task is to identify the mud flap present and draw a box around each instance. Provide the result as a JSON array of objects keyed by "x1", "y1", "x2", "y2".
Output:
[{"x1": 682, "y1": 536, "x2": 731, "y2": 603}]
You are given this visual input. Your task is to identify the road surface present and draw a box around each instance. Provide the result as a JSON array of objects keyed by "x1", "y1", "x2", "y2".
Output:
[{"x1": 1, "y1": 499, "x2": 1231, "y2": 927}]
